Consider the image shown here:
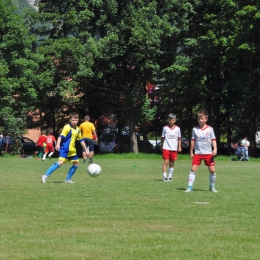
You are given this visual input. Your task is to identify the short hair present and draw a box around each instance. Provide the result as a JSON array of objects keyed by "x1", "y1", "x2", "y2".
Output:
[
  {"x1": 197, "y1": 109, "x2": 208, "y2": 117},
  {"x1": 84, "y1": 115, "x2": 90, "y2": 121},
  {"x1": 48, "y1": 130, "x2": 53, "y2": 134},
  {"x1": 69, "y1": 112, "x2": 79, "y2": 119},
  {"x1": 167, "y1": 113, "x2": 176, "y2": 120}
]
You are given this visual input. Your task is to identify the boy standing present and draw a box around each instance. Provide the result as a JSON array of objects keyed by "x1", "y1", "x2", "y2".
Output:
[
  {"x1": 42, "y1": 130, "x2": 56, "y2": 160},
  {"x1": 41, "y1": 112, "x2": 88, "y2": 184},
  {"x1": 240, "y1": 137, "x2": 250, "y2": 160},
  {"x1": 185, "y1": 109, "x2": 218, "y2": 192},
  {"x1": 161, "y1": 113, "x2": 182, "y2": 182},
  {"x1": 79, "y1": 115, "x2": 98, "y2": 163}
]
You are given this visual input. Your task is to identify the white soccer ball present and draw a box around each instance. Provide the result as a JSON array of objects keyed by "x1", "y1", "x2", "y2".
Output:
[{"x1": 87, "y1": 163, "x2": 101, "y2": 177}]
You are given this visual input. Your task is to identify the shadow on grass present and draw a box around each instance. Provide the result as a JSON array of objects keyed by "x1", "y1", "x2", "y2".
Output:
[{"x1": 176, "y1": 188, "x2": 206, "y2": 191}]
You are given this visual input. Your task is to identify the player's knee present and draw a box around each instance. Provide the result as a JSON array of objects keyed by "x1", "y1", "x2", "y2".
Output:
[
  {"x1": 58, "y1": 160, "x2": 64, "y2": 166},
  {"x1": 191, "y1": 165, "x2": 198, "y2": 172}
]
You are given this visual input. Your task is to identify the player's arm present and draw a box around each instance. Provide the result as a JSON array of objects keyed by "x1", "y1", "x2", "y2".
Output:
[
  {"x1": 178, "y1": 137, "x2": 182, "y2": 152},
  {"x1": 160, "y1": 136, "x2": 164, "y2": 150},
  {"x1": 212, "y1": 139, "x2": 217, "y2": 156},
  {"x1": 79, "y1": 140, "x2": 88, "y2": 153},
  {"x1": 190, "y1": 139, "x2": 195, "y2": 158},
  {"x1": 92, "y1": 130, "x2": 98, "y2": 141},
  {"x1": 55, "y1": 136, "x2": 61, "y2": 151}
]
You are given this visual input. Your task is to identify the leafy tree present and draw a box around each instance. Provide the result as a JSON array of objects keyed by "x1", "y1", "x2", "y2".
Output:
[
  {"x1": 28, "y1": 0, "x2": 189, "y2": 153},
  {"x1": 24, "y1": 0, "x2": 260, "y2": 156},
  {"x1": 0, "y1": 0, "x2": 43, "y2": 136}
]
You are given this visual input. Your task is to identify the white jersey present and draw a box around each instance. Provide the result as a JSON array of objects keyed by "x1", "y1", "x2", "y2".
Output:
[
  {"x1": 161, "y1": 125, "x2": 181, "y2": 151},
  {"x1": 191, "y1": 125, "x2": 216, "y2": 154}
]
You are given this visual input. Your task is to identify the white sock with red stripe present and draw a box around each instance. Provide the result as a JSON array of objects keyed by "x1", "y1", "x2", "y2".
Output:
[{"x1": 188, "y1": 171, "x2": 196, "y2": 187}]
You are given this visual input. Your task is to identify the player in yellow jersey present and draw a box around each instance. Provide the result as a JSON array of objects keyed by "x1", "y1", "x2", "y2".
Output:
[
  {"x1": 41, "y1": 112, "x2": 88, "y2": 184},
  {"x1": 79, "y1": 115, "x2": 98, "y2": 163}
]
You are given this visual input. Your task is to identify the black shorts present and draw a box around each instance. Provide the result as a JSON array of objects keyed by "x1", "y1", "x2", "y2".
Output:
[{"x1": 83, "y1": 138, "x2": 94, "y2": 152}]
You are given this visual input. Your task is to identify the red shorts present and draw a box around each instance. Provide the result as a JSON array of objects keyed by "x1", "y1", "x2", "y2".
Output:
[
  {"x1": 45, "y1": 145, "x2": 54, "y2": 153},
  {"x1": 162, "y1": 150, "x2": 178, "y2": 161},
  {"x1": 192, "y1": 154, "x2": 215, "y2": 166}
]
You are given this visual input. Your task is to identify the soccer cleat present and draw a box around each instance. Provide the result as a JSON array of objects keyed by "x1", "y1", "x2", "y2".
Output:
[
  {"x1": 48, "y1": 156, "x2": 51, "y2": 160},
  {"x1": 65, "y1": 180, "x2": 74, "y2": 184},
  {"x1": 185, "y1": 186, "x2": 193, "y2": 192},
  {"x1": 210, "y1": 186, "x2": 218, "y2": 192},
  {"x1": 88, "y1": 158, "x2": 93, "y2": 163},
  {"x1": 163, "y1": 177, "x2": 168, "y2": 182},
  {"x1": 168, "y1": 178, "x2": 172, "y2": 182},
  {"x1": 83, "y1": 159, "x2": 86, "y2": 163},
  {"x1": 41, "y1": 175, "x2": 48, "y2": 183}
]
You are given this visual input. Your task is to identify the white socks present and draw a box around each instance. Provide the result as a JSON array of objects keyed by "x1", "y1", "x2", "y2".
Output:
[
  {"x1": 188, "y1": 172, "x2": 196, "y2": 187},
  {"x1": 209, "y1": 173, "x2": 216, "y2": 187},
  {"x1": 163, "y1": 168, "x2": 174, "y2": 179}
]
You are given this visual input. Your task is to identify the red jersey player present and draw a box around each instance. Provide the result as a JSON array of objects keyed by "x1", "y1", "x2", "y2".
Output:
[{"x1": 42, "y1": 130, "x2": 56, "y2": 161}]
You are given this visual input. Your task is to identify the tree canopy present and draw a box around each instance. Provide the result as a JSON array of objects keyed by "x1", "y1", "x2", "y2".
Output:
[{"x1": 1, "y1": 0, "x2": 260, "y2": 155}]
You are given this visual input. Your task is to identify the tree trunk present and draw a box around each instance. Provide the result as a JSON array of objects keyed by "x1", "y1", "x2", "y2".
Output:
[{"x1": 129, "y1": 118, "x2": 138, "y2": 153}]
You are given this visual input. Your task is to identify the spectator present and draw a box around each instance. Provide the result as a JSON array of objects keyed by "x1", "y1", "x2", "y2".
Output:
[
  {"x1": 240, "y1": 137, "x2": 250, "y2": 160},
  {"x1": 0, "y1": 130, "x2": 3, "y2": 156},
  {"x1": 79, "y1": 115, "x2": 98, "y2": 163}
]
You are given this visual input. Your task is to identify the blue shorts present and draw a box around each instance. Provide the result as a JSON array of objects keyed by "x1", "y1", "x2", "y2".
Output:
[{"x1": 83, "y1": 138, "x2": 94, "y2": 152}]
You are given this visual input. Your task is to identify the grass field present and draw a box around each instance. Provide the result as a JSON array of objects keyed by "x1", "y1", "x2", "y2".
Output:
[{"x1": 0, "y1": 154, "x2": 259, "y2": 259}]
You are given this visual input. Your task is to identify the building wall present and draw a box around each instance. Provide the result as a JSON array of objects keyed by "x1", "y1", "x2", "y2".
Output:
[{"x1": 24, "y1": 128, "x2": 41, "y2": 142}]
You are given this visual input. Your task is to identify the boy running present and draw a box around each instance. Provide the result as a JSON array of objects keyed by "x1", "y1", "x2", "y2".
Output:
[
  {"x1": 185, "y1": 109, "x2": 218, "y2": 192},
  {"x1": 41, "y1": 112, "x2": 88, "y2": 184},
  {"x1": 42, "y1": 130, "x2": 56, "y2": 160},
  {"x1": 36, "y1": 130, "x2": 47, "y2": 160}
]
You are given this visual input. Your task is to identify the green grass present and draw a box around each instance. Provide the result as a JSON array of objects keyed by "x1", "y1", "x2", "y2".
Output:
[{"x1": 0, "y1": 154, "x2": 259, "y2": 259}]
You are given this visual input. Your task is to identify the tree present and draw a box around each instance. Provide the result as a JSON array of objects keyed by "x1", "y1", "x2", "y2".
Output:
[
  {"x1": 29, "y1": 0, "x2": 189, "y2": 153},
  {"x1": 0, "y1": 0, "x2": 43, "y2": 136}
]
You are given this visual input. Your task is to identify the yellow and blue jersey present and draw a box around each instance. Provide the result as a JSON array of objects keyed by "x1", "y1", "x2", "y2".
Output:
[{"x1": 59, "y1": 123, "x2": 83, "y2": 159}]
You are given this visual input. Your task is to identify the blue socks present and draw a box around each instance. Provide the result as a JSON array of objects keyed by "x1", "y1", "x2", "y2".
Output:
[
  {"x1": 45, "y1": 163, "x2": 79, "y2": 181},
  {"x1": 66, "y1": 165, "x2": 79, "y2": 181},
  {"x1": 45, "y1": 162, "x2": 60, "y2": 176}
]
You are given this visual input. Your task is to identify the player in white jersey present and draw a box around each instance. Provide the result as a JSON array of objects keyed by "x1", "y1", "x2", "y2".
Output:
[
  {"x1": 185, "y1": 109, "x2": 218, "y2": 192},
  {"x1": 161, "y1": 113, "x2": 182, "y2": 182}
]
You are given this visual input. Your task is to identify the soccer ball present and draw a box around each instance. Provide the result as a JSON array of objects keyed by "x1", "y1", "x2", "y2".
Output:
[{"x1": 87, "y1": 163, "x2": 101, "y2": 177}]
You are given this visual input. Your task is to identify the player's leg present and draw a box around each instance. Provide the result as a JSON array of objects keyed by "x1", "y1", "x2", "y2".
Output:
[
  {"x1": 208, "y1": 165, "x2": 217, "y2": 192},
  {"x1": 41, "y1": 159, "x2": 64, "y2": 183},
  {"x1": 82, "y1": 139, "x2": 88, "y2": 163},
  {"x1": 168, "y1": 151, "x2": 177, "y2": 182},
  {"x1": 162, "y1": 158, "x2": 169, "y2": 181},
  {"x1": 185, "y1": 155, "x2": 200, "y2": 192},
  {"x1": 42, "y1": 152, "x2": 47, "y2": 160},
  {"x1": 168, "y1": 160, "x2": 174, "y2": 182},
  {"x1": 162, "y1": 149, "x2": 170, "y2": 181},
  {"x1": 38, "y1": 146, "x2": 44, "y2": 160},
  {"x1": 48, "y1": 147, "x2": 54, "y2": 159},
  {"x1": 204, "y1": 155, "x2": 218, "y2": 192},
  {"x1": 42, "y1": 146, "x2": 49, "y2": 161},
  {"x1": 65, "y1": 160, "x2": 79, "y2": 183},
  {"x1": 88, "y1": 139, "x2": 94, "y2": 163}
]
